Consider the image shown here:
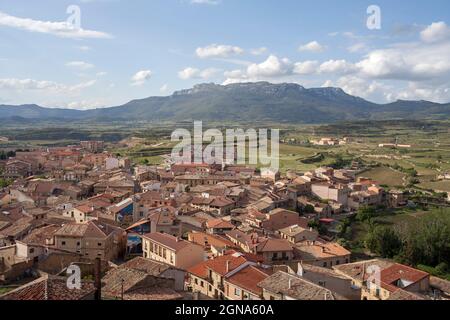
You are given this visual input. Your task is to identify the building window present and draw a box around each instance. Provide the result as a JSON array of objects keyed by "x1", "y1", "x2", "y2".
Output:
[
  {"x1": 29, "y1": 248, "x2": 35, "y2": 254},
  {"x1": 195, "y1": 278, "x2": 198, "y2": 285},
  {"x1": 234, "y1": 288, "x2": 241, "y2": 296},
  {"x1": 61, "y1": 241, "x2": 66, "y2": 246},
  {"x1": 323, "y1": 262, "x2": 327, "y2": 267},
  {"x1": 98, "y1": 243, "x2": 102, "y2": 246}
]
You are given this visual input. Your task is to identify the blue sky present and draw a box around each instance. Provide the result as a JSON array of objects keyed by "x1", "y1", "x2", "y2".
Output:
[{"x1": 0, "y1": 0, "x2": 450, "y2": 109}]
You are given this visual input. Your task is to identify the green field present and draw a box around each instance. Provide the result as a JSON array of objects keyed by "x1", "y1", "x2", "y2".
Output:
[
  {"x1": 418, "y1": 180, "x2": 450, "y2": 192},
  {"x1": 357, "y1": 166, "x2": 406, "y2": 188}
]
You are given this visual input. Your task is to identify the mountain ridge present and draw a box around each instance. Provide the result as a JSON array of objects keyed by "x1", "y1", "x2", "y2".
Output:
[{"x1": 1, "y1": 82, "x2": 450, "y2": 123}]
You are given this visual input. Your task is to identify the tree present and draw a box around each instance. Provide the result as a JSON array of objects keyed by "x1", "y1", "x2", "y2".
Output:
[
  {"x1": 435, "y1": 262, "x2": 448, "y2": 275},
  {"x1": 399, "y1": 210, "x2": 450, "y2": 267},
  {"x1": 303, "y1": 204, "x2": 315, "y2": 214},
  {"x1": 405, "y1": 168, "x2": 418, "y2": 177},
  {"x1": 308, "y1": 220, "x2": 327, "y2": 236},
  {"x1": 365, "y1": 226, "x2": 402, "y2": 258},
  {"x1": 330, "y1": 154, "x2": 351, "y2": 169},
  {"x1": 0, "y1": 178, "x2": 12, "y2": 188},
  {"x1": 356, "y1": 206, "x2": 376, "y2": 222}
]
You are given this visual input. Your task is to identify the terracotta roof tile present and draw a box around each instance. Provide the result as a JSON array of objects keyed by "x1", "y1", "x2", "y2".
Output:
[
  {"x1": 206, "y1": 218, "x2": 235, "y2": 229},
  {"x1": 141, "y1": 232, "x2": 193, "y2": 252},
  {"x1": 226, "y1": 265, "x2": 271, "y2": 295},
  {"x1": 0, "y1": 276, "x2": 95, "y2": 300}
]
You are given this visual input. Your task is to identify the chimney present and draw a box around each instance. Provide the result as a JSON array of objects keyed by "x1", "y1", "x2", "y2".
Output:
[
  {"x1": 94, "y1": 257, "x2": 102, "y2": 300},
  {"x1": 298, "y1": 261, "x2": 304, "y2": 277},
  {"x1": 226, "y1": 260, "x2": 230, "y2": 273}
]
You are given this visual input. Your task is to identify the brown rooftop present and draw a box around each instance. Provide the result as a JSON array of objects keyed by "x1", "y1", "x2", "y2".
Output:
[{"x1": 141, "y1": 232, "x2": 193, "y2": 252}]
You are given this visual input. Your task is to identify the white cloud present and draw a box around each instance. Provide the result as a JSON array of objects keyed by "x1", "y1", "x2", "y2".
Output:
[
  {"x1": 196, "y1": 44, "x2": 244, "y2": 58},
  {"x1": 298, "y1": 41, "x2": 326, "y2": 52},
  {"x1": 160, "y1": 84, "x2": 169, "y2": 93},
  {"x1": 347, "y1": 43, "x2": 368, "y2": 53},
  {"x1": 0, "y1": 10, "x2": 112, "y2": 39},
  {"x1": 331, "y1": 76, "x2": 388, "y2": 100},
  {"x1": 131, "y1": 70, "x2": 152, "y2": 86},
  {"x1": 0, "y1": 78, "x2": 96, "y2": 93},
  {"x1": 356, "y1": 42, "x2": 450, "y2": 80},
  {"x1": 69, "y1": 80, "x2": 97, "y2": 91},
  {"x1": 250, "y1": 47, "x2": 268, "y2": 55},
  {"x1": 222, "y1": 69, "x2": 250, "y2": 84},
  {"x1": 247, "y1": 55, "x2": 292, "y2": 78},
  {"x1": 178, "y1": 67, "x2": 219, "y2": 80},
  {"x1": 222, "y1": 55, "x2": 298, "y2": 84},
  {"x1": 96, "y1": 72, "x2": 107, "y2": 77},
  {"x1": 319, "y1": 59, "x2": 357, "y2": 74},
  {"x1": 293, "y1": 60, "x2": 319, "y2": 75},
  {"x1": 421, "y1": 21, "x2": 450, "y2": 43},
  {"x1": 66, "y1": 99, "x2": 106, "y2": 110},
  {"x1": 179, "y1": 67, "x2": 199, "y2": 80},
  {"x1": 322, "y1": 75, "x2": 450, "y2": 104},
  {"x1": 66, "y1": 61, "x2": 95, "y2": 70},
  {"x1": 392, "y1": 81, "x2": 450, "y2": 103},
  {"x1": 190, "y1": 0, "x2": 221, "y2": 5}
]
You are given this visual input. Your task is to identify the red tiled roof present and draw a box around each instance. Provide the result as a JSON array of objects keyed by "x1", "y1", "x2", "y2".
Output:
[
  {"x1": 379, "y1": 264, "x2": 429, "y2": 292},
  {"x1": 256, "y1": 238, "x2": 293, "y2": 253},
  {"x1": 141, "y1": 232, "x2": 193, "y2": 252},
  {"x1": 187, "y1": 260, "x2": 210, "y2": 279},
  {"x1": 55, "y1": 221, "x2": 108, "y2": 238},
  {"x1": 187, "y1": 251, "x2": 264, "y2": 279},
  {"x1": 206, "y1": 218, "x2": 235, "y2": 229},
  {"x1": 0, "y1": 276, "x2": 95, "y2": 300},
  {"x1": 188, "y1": 232, "x2": 237, "y2": 249},
  {"x1": 226, "y1": 265, "x2": 271, "y2": 295}
]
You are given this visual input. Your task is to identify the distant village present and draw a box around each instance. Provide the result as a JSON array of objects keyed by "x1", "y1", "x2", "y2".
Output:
[{"x1": 0, "y1": 140, "x2": 448, "y2": 301}]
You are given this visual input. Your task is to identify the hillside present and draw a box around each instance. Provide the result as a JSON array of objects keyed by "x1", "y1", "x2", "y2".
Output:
[{"x1": 1, "y1": 82, "x2": 450, "y2": 123}]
